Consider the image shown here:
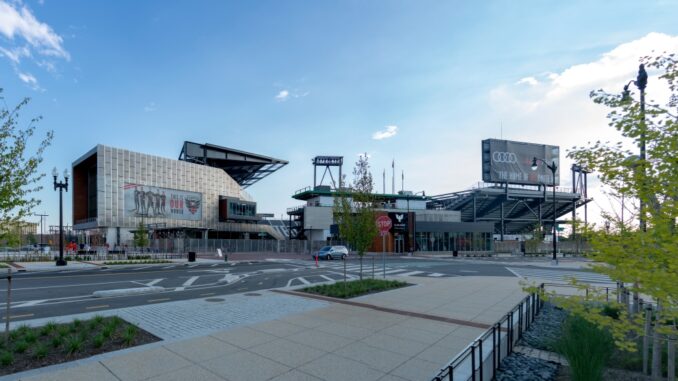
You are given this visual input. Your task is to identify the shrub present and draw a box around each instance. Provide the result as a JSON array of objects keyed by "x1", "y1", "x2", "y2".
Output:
[
  {"x1": 57, "y1": 325, "x2": 70, "y2": 338},
  {"x1": 33, "y1": 344, "x2": 48, "y2": 360},
  {"x1": 13, "y1": 340, "x2": 29, "y2": 354},
  {"x1": 101, "y1": 325, "x2": 114, "y2": 339},
  {"x1": 557, "y1": 316, "x2": 614, "y2": 381},
  {"x1": 39, "y1": 323, "x2": 55, "y2": 337},
  {"x1": 122, "y1": 326, "x2": 137, "y2": 346},
  {"x1": 92, "y1": 334, "x2": 104, "y2": 348},
  {"x1": 0, "y1": 351, "x2": 13, "y2": 366},
  {"x1": 601, "y1": 304, "x2": 621, "y2": 320},
  {"x1": 23, "y1": 330, "x2": 37, "y2": 344},
  {"x1": 50, "y1": 335, "x2": 63, "y2": 348},
  {"x1": 93, "y1": 315, "x2": 105, "y2": 325},
  {"x1": 9, "y1": 329, "x2": 21, "y2": 342},
  {"x1": 17, "y1": 324, "x2": 30, "y2": 335},
  {"x1": 65, "y1": 335, "x2": 83, "y2": 355}
]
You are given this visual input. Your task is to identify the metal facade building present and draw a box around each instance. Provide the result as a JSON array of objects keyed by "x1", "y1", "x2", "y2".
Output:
[{"x1": 72, "y1": 143, "x2": 287, "y2": 245}]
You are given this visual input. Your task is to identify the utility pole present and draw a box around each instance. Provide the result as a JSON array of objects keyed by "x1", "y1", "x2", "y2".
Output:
[{"x1": 36, "y1": 213, "x2": 48, "y2": 246}]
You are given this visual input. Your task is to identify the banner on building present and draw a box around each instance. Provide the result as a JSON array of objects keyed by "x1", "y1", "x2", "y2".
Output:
[{"x1": 123, "y1": 183, "x2": 202, "y2": 221}]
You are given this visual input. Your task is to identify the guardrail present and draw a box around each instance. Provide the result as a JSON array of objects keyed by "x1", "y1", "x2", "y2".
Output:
[{"x1": 431, "y1": 286, "x2": 544, "y2": 381}]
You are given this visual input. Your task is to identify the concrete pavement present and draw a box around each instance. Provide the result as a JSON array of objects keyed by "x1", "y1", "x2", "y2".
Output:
[{"x1": 4, "y1": 275, "x2": 527, "y2": 381}]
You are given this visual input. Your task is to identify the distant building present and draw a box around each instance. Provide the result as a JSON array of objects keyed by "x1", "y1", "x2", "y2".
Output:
[{"x1": 72, "y1": 142, "x2": 287, "y2": 245}]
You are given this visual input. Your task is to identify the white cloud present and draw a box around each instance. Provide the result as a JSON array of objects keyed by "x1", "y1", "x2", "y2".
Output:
[
  {"x1": 516, "y1": 76, "x2": 539, "y2": 86},
  {"x1": 0, "y1": 1, "x2": 69, "y2": 59},
  {"x1": 0, "y1": 0, "x2": 69, "y2": 89},
  {"x1": 274, "y1": 88, "x2": 310, "y2": 102},
  {"x1": 18, "y1": 71, "x2": 36, "y2": 85},
  {"x1": 372, "y1": 125, "x2": 399, "y2": 140},
  {"x1": 275, "y1": 90, "x2": 289, "y2": 101},
  {"x1": 487, "y1": 32, "x2": 678, "y2": 226},
  {"x1": 0, "y1": 45, "x2": 30, "y2": 63}
]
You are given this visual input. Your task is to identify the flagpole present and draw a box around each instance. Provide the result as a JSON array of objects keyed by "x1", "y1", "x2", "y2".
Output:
[{"x1": 391, "y1": 160, "x2": 395, "y2": 194}]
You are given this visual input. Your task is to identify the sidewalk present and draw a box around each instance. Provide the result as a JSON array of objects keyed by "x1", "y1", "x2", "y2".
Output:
[{"x1": 7, "y1": 275, "x2": 527, "y2": 381}]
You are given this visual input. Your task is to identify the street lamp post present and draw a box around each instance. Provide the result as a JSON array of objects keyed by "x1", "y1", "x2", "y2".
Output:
[
  {"x1": 621, "y1": 64, "x2": 648, "y2": 232},
  {"x1": 53, "y1": 168, "x2": 69, "y2": 266},
  {"x1": 532, "y1": 158, "x2": 558, "y2": 265}
]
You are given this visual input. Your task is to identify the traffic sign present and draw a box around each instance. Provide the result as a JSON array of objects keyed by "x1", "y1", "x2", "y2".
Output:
[{"x1": 376, "y1": 215, "x2": 392, "y2": 236}]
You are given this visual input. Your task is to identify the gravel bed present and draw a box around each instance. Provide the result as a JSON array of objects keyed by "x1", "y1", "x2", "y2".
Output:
[
  {"x1": 495, "y1": 353, "x2": 560, "y2": 381},
  {"x1": 518, "y1": 302, "x2": 568, "y2": 351}
]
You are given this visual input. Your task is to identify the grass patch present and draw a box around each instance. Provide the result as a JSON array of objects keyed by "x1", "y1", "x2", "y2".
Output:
[
  {"x1": 103, "y1": 260, "x2": 172, "y2": 265},
  {"x1": 0, "y1": 316, "x2": 159, "y2": 376},
  {"x1": 557, "y1": 315, "x2": 614, "y2": 381},
  {"x1": 302, "y1": 279, "x2": 408, "y2": 299}
]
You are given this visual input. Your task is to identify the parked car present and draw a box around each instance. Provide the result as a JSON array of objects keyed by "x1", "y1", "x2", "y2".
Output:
[{"x1": 313, "y1": 245, "x2": 349, "y2": 260}]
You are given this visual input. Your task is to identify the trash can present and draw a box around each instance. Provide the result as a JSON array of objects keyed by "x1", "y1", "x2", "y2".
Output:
[
  {"x1": 224, "y1": 255, "x2": 228, "y2": 262},
  {"x1": 453, "y1": 250, "x2": 458, "y2": 257},
  {"x1": 188, "y1": 251, "x2": 196, "y2": 262}
]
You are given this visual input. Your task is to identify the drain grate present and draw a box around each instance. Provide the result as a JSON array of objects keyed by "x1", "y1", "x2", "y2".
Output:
[{"x1": 204, "y1": 298, "x2": 225, "y2": 302}]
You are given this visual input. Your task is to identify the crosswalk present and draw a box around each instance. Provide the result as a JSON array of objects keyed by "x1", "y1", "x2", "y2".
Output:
[
  {"x1": 506, "y1": 267, "x2": 615, "y2": 285},
  {"x1": 317, "y1": 262, "x2": 452, "y2": 278}
]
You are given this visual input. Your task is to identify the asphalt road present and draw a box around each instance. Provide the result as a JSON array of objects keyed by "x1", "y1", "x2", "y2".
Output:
[{"x1": 0, "y1": 257, "x2": 600, "y2": 323}]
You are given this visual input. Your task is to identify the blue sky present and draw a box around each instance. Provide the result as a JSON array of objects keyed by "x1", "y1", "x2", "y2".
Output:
[{"x1": 2, "y1": 0, "x2": 678, "y2": 227}]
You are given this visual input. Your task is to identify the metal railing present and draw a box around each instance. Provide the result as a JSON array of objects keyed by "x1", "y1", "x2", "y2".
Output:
[{"x1": 431, "y1": 286, "x2": 544, "y2": 381}]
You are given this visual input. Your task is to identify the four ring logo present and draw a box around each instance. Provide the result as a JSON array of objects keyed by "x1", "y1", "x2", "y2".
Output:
[{"x1": 492, "y1": 152, "x2": 518, "y2": 163}]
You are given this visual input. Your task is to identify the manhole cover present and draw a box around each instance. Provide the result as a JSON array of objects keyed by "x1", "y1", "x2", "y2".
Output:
[
  {"x1": 205, "y1": 298, "x2": 225, "y2": 302},
  {"x1": 244, "y1": 293, "x2": 261, "y2": 296}
]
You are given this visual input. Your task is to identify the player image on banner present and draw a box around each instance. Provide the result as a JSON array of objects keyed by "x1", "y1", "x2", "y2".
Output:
[{"x1": 123, "y1": 183, "x2": 202, "y2": 221}]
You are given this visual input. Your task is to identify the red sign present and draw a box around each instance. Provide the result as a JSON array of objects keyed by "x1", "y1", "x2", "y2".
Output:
[{"x1": 376, "y1": 215, "x2": 392, "y2": 236}]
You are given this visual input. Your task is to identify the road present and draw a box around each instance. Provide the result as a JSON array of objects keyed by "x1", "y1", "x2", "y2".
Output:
[{"x1": 0, "y1": 257, "x2": 610, "y2": 323}]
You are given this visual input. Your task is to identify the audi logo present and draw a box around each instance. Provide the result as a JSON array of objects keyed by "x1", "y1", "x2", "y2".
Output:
[{"x1": 492, "y1": 152, "x2": 518, "y2": 163}]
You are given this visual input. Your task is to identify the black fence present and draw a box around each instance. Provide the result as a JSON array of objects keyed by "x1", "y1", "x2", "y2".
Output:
[{"x1": 431, "y1": 286, "x2": 544, "y2": 381}]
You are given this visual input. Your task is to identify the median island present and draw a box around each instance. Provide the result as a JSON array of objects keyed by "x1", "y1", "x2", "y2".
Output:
[{"x1": 302, "y1": 279, "x2": 408, "y2": 299}]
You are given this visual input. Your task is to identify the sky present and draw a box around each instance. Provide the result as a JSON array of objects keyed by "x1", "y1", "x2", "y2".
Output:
[{"x1": 1, "y1": 0, "x2": 678, "y2": 229}]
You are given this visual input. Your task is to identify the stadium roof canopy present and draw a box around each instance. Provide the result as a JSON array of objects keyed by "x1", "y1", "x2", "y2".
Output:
[
  {"x1": 179, "y1": 141, "x2": 288, "y2": 188},
  {"x1": 427, "y1": 184, "x2": 590, "y2": 235}
]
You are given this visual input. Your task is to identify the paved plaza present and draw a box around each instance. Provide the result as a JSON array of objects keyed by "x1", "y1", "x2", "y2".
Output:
[{"x1": 2, "y1": 274, "x2": 527, "y2": 381}]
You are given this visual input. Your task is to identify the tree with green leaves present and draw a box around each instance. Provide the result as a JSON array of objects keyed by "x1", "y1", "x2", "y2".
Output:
[
  {"x1": 0, "y1": 89, "x2": 53, "y2": 245},
  {"x1": 133, "y1": 219, "x2": 149, "y2": 249},
  {"x1": 334, "y1": 153, "x2": 378, "y2": 280},
  {"x1": 553, "y1": 54, "x2": 677, "y2": 376}
]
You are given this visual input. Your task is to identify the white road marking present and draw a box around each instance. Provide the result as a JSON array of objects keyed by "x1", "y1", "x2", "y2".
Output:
[
  {"x1": 397, "y1": 271, "x2": 424, "y2": 277},
  {"x1": 459, "y1": 270, "x2": 479, "y2": 273},
  {"x1": 188, "y1": 264, "x2": 199, "y2": 268},
  {"x1": 297, "y1": 277, "x2": 311, "y2": 285},
  {"x1": 182, "y1": 276, "x2": 199, "y2": 287},
  {"x1": 161, "y1": 265, "x2": 175, "y2": 269},
  {"x1": 384, "y1": 269, "x2": 407, "y2": 274},
  {"x1": 132, "y1": 267, "x2": 148, "y2": 271},
  {"x1": 320, "y1": 275, "x2": 334, "y2": 282},
  {"x1": 428, "y1": 273, "x2": 445, "y2": 277},
  {"x1": 145, "y1": 279, "x2": 163, "y2": 287},
  {"x1": 13, "y1": 299, "x2": 47, "y2": 308},
  {"x1": 174, "y1": 287, "x2": 185, "y2": 291},
  {"x1": 211, "y1": 264, "x2": 219, "y2": 267}
]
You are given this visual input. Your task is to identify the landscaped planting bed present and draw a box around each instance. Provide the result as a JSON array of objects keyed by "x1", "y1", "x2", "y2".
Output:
[
  {"x1": 103, "y1": 259, "x2": 173, "y2": 265},
  {"x1": 0, "y1": 316, "x2": 159, "y2": 376},
  {"x1": 302, "y1": 279, "x2": 408, "y2": 299}
]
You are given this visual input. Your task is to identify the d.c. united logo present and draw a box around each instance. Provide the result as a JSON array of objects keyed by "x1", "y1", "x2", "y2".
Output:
[{"x1": 185, "y1": 198, "x2": 201, "y2": 214}]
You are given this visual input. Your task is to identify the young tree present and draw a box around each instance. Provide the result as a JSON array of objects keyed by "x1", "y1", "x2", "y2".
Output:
[
  {"x1": 133, "y1": 220, "x2": 149, "y2": 249},
  {"x1": 334, "y1": 153, "x2": 378, "y2": 280},
  {"x1": 0, "y1": 90, "x2": 53, "y2": 244},
  {"x1": 559, "y1": 54, "x2": 677, "y2": 373}
]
